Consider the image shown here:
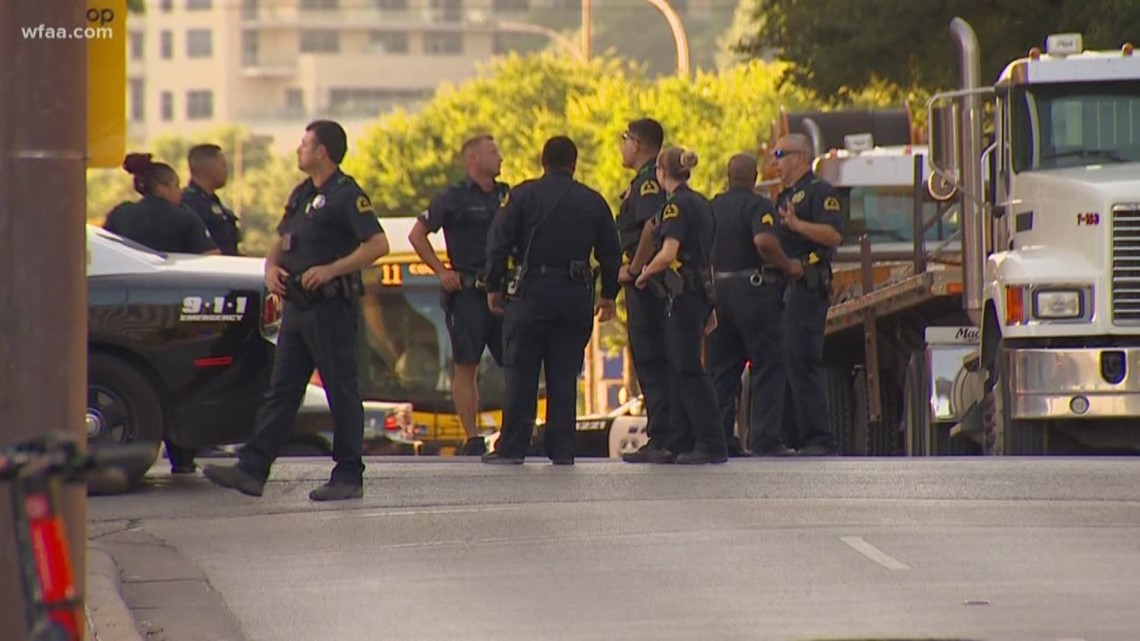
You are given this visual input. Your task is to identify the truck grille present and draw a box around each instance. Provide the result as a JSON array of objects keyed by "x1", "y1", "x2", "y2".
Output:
[{"x1": 1112, "y1": 204, "x2": 1140, "y2": 324}]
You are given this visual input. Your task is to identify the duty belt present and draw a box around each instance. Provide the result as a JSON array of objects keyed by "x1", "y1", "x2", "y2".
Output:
[
  {"x1": 714, "y1": 266, "x2": 782, "y2": 286},
  {"x1": 458, "y1": 272, "x2": 486, "y2": 291}
]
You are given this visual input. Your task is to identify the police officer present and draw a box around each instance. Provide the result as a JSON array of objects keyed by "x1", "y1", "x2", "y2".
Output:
[
  {"x1": 707, "y1": 154, "x2": 802, "y2": 457},
  {"x1": 772, "y1": 133, "x2": 845, "y2": 457},
  {"x1": 104, "y1": 152, "x2": 219, "y2": 474},
  {"x1": 183, "y1": 143, "x2": 242, "y2": 255},
  {"x1": 408, "y1": 134, "x2": 509, "y2": 457},
  {"x1": 203, "y1": 120, "x2": 390, "y2": 500},
  {"x1": 481, "y1": 136, "x2": 621, "y2": 465},
  {"x1": 614, "y1": 118, "x2": 673, "y2": 464},
  {"x1": 634, "y1": 147, "x2": 726, "y2": 464}
]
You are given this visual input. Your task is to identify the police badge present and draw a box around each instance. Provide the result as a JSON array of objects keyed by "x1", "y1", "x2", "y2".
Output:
[
  {"x1": 313, "y1": 194, "x2": 326, "y2": 209},
  {"x1": 211, "y1": 204, "x2": 223, "y2": 216}
]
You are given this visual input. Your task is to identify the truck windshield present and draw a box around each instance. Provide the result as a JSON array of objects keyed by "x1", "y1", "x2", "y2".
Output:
[{"x1": 1012, "y1": 80, "x2": 1140, "y2": 171}]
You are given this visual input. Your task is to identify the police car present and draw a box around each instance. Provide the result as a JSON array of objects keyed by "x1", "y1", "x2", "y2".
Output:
[{"x1": 87, "y1": 225, "x2": 280, "y2": 485}]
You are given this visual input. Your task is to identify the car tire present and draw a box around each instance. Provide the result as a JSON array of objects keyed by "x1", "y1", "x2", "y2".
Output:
[{"x1": 87, "y1": 353, "x2": 164, "y2": 487}]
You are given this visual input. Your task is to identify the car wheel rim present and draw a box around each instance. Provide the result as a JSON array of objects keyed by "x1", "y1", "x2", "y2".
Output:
[{"x1": 87, "y1": 385, "x2": 135, "y2": 445}]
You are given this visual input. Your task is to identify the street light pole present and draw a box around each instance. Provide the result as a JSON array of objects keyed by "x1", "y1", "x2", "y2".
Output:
[
  {"x1": 0, "y1": 1, "x2": 89, "y2": 639},
  {"x1": 579, "y1": 0, "x2": 690, "y2": 77},
  {"x1": 497, "y1": 21, "x2": 587, "y2": 62},
  {"x1": 581, "y1": 0, "x2": 591, "y2": 62}
]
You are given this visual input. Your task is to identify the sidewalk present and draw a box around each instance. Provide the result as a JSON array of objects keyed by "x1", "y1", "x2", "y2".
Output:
[{"x1": 86, "y1": 541, "x2": 144, "y2": 641}]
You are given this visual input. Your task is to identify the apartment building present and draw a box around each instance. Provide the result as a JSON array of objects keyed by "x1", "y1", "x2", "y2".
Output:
[{"x1": 126, "y1": 0, "x2": 542, "y2": 153}]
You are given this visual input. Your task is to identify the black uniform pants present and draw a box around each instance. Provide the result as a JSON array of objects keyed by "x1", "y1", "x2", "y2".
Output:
[
  {"x1": 783, "y1": 281, "x2": 836, "y2": 450},
  {"x1": 495, "y1": 279, "x2": 593, "y2": 460},
  {"x1": 624, "y1": 285, "x2": 672, "y2": 446},
  {"x1": 239, "y1": 297, "x2": 365, "y2": 485},
  {"x1": 662, "y1": 292, "x2": 727, "y2": 456},
  {"x1": 707, "y1": 277, "x2": 787, "y2": 452}
]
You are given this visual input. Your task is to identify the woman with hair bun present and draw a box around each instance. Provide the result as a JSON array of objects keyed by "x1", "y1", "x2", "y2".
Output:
[
  {"x1": 103, "y1": 152, "x2": 219, "y2": 257},
  {"x1": 102, "y1": 152, "x2": 219, "y2": 475},
  {"x1": 634, "y1": 146, "x2": 728, "y2": 464}
]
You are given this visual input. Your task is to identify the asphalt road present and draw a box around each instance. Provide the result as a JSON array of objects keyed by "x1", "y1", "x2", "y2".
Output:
[{"x1": 89, "y1": 457, "x2": 1140, "y2": 641}]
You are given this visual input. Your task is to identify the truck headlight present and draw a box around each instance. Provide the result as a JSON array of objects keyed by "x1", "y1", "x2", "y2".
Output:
[{"x1": 1032, "y1": 288, "x2": 1085, "y2": 320}]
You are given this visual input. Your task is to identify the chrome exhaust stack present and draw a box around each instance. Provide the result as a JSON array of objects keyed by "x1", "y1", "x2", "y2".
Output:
[{"x1": 950, "y1": 17, "x2": 986, "y2": 325}]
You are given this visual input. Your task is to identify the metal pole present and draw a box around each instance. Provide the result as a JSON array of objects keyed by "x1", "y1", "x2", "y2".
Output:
[
  {"x1": 0, "y1": 1, "x2": 89, "y2": 639},
  {"x1": 913, "y1": 153, "x2": 927, "y2": 275},
  {"x1": 581, "y1": 0, "x2": 591, "y2": 62}
]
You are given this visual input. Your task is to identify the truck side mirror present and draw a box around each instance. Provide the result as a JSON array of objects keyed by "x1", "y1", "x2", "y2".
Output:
[{"x1": 927, "y1": 101, "x2": 960, "y2": 201}]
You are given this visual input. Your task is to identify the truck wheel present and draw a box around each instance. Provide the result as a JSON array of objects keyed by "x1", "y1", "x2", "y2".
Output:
[
  {"x1": 87, "y1": 353, "x2": 163, "y2": 486},
  {"x1": 853, "y1": 368, "x2": 902, "y2": 456},
  {"x1": 982, "y1": 342, "x2": 1047, "y2": 455}
]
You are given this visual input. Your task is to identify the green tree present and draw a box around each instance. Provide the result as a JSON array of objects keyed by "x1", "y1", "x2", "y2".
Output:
[{"x1": 732, "y1": 0, "x2": 1140, "y2": 97}]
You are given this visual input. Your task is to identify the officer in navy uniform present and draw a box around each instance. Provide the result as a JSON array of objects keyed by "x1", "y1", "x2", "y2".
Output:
[
  {"x1": 105, "y1": 152, "x2": 218, "y2": 474},
  {"x1": 408, "y1": 134, "x2": 509, "y2": 457},
  {"x1": 634, "y1": 147, "x2": 727, "y2": 464},
  {"x1": 481, "y1": 136, "x2": 621, "y2": 465},
  {"x1": 707, "y1": 154, "x2": 802, "y2": 457},
  {"x1": 613, "y1": 118, "x2": 673, "y2": 464},
  {"x1": 203, "y1": 120, "x2": 390, "y2": 501},
  {"x1": 772, "y1": 133, "x2": 845, "y2": 457},
  {"x1": 183, "y1": 143, "x2": 242, "y2": 255}
]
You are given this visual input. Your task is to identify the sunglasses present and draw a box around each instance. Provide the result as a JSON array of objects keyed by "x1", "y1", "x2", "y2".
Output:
[{"x1": 772, "y1": 148, "x2": 803, "y2": 159}]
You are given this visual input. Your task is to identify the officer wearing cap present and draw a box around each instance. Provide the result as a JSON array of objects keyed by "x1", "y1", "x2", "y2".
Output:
[
  {"x1": 772, "y1": 133, "x2": 845, "y2": 456},
  {"x1": 203, "y1": 119, "x2": 390, "y2": 501},
  {"x1": 613, "y1": 118, "x2": 673, "y2": 464},
  {"x1": 408, "y1": 134, "x2": 509, "y2": 457},
  {"x1": 634, "y1": 146, "x2": 726, "y2": 465},
  {"x1": 708, "y1": 154, "x2": 802, "y2": 457},
  {"x1": 183, "y1": 143, "x2": 242, "y2": 256},
  {"x1": 481, "y1": 136, "x2": 621, "y2": 465}
]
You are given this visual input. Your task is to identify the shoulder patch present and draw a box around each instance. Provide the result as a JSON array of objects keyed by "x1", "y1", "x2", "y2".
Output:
[
  {"x1": 662, "y1": 203, "x2": 680, "y2": 220},
  {"x1": 792, "y1": 190, "x2": 806, "y2": 205},
  {"x1": 824, "y1": 196, "x2": 841, "y2": 212},
  {"x1": 639, "y1": 180, "x2": 660, "y2": 196},
  {"x1": 761, "y1": 213, "x2": 775, "y2": 226},
  {"x1": 356, "y1": 195, "x2": 373, "y2": 214}
]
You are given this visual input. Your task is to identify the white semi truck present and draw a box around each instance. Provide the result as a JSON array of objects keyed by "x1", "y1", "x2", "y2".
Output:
[{"x1": 787, "y1": 18, "x2": 1140, "y2": 456}]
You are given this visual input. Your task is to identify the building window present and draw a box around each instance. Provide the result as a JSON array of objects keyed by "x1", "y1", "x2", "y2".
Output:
[
  {"x1": 285, "y1": 88, "x2": 304, "y2": 115},
  {"x1": 129, "y1": 32, "x2": 144, "y2": 60},
  {"x1": 375, "y1": 0, "x2": 407, "y2": 9},
  {"x1": 187, "y1": 29, "x2": 213, "y2": 58},
  {"x1": 424, "y1": 32, "x2": 462, "y2": 55},
  {"x1": 300, "y1": 30, "x2": 339, "y2": 53},
  {"x1": 160, "y1": 31, "x2": 173, "y2": 59},
  {"x1": 129, "y1": 79, "x2": 145, "y2": 122},
  {"x1": 370, "y1": 31, "x2": 408, "y2": 54},
  {"x1": 427, "y1": 0, "x2": 462, "y2": 22},
  {"x1": 241, "y1": 0, "x2": 259, "y2": 19},
  {"x1": 242, "y1": 32, "x2": 259, "y2": 66},
  {"x1": 328, "y1": 87, "x2": 430, "y2": 117},
  {"x1": 160, "y1": 0, "x2": 172, "y2": 11},
  {"x1": 186, "y1": 90, "x2": 214, "y2": 120},
  {"x1": 300, "y1": 0, "x2": 338, "y2": 8},
  {"x1": 492, "y1": 0, "x2": 528, "y2": 11},
  {"x1": 186, "y1": 0, "x2": 212, "y2": 9},
  {"x1": 161, "y1": 91, "x2": 174, "y2": 121}
]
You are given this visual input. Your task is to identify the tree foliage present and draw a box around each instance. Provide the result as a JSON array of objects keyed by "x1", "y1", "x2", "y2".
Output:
[
  {"x1": 346, "y1": 52, "x2": 824, "y2": 221},
  {"x1": 732, "y1": 0, "x2": 1140, "y2": 97}
]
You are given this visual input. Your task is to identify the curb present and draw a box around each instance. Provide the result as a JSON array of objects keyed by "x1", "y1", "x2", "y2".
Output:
[{"x1": 86, "y1": 542, "x2": 145, "y2": 641}]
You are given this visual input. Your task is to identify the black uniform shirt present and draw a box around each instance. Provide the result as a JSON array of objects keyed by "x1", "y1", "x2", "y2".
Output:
[
  {"x1": 710, "y1": 187, "x2": 779, "y2": 272},
  {"x1": 103, "y1": 195, "x2": 218, "y2": 254},
  {"x1": 183, "y1": 180, "x2": 242, "y2": 255},
  {"x1": 655, "y1": 183, "x2": 716, "y2": 273},
  {"x1": 615, "y1": 160, "x2": 666, "y2": 259},
  {"x1": 775, "y1": 171, "x2": 845, "y2": 262},
  {"x1": 420, "y1": 177, "x2": 509, "y2": 274},
  {"x1": 276, "y1": 169, "x2": 385, "y2": 276},
  {"x1": 485, "y1": 171, "x2": 621, "y2": 300}
]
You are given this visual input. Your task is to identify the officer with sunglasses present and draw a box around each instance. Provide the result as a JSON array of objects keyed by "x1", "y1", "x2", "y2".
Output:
[
  {"x1": 771, "y1": 134, "x2": 846, "y2": 456},
  {"x1": 614, "y1": 119, "x2": 675, "y2": 464}
]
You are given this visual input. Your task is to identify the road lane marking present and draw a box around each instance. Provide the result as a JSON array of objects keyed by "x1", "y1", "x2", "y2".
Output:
[{"x1": 840, "y1": 536, "x2": 911, "y2": 570}]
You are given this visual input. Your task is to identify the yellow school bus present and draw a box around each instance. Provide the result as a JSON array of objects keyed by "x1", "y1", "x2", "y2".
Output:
[{"x1": 358, "y1": 217, "x2": 544, "y2": 454}]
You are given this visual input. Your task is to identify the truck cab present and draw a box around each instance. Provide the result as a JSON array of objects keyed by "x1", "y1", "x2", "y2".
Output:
[{"x1": 934, "y1": 27, "x2": 1140, "y2": 453}]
